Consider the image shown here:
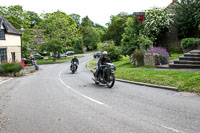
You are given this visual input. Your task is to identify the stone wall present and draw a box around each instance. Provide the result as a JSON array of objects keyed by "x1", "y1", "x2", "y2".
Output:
[{"x1": 144, "y1": 53, "x2": 160, "y2": 67}]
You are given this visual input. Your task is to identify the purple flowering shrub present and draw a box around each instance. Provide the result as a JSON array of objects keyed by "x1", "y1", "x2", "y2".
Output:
[
  {"x1": 147, "y1": 47, "x2": 169, "y2": 65},
  {"x1": 147, "y1": 47, "x2": 169, "y2": 57}
]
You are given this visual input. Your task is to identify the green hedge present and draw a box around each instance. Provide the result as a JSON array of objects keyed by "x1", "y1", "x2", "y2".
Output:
[
  {"x1": 181, "y1": 38, "x2": 200, "y2": 50},
  {"x1": 0, "y1": 62, "x2": 23, "y2": 75}
]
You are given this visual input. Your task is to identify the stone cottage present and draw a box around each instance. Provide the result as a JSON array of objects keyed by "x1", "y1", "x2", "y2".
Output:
[{"x1": 0, "y1": 16, "x2": 22, "y2": 62}]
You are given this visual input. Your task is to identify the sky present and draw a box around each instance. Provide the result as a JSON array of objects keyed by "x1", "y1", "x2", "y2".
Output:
[{"x1": 0, "y1": 0, "x2": 173, "y2": 26}]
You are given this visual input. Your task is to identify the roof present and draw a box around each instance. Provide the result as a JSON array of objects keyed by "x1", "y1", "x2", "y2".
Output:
[
  {"x1": 133, "y1": 12, "x2": 145, "y2": 16},
  {"x1": 0, "y1": 16, "x2": 22, "y2": 35}
]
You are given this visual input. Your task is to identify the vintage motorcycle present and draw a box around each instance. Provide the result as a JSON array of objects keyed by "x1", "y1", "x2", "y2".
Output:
[
  {"x1": 71, "y1": 62, "x2": 78, "y2": 74},
  {"x1": 93, "y1": 63, "x2": 116, "y2": 88}
]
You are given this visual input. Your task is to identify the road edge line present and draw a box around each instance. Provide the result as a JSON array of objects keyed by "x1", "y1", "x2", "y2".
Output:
[{"x1": 0, "y1": 78, "x2": 14, "y2": 85}]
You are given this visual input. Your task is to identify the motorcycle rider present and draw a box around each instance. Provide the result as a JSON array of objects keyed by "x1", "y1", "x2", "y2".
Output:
[
  {"x1": 95, "y1": 51, "x2": 111, "y2": 80},
  {"x1": 70, "y1": 55, "x2": 79, "y2": 70}
]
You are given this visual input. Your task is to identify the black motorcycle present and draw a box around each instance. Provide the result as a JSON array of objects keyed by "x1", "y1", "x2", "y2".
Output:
[
  {"x1": 93, "y1": 63, "x2": 116, "y2": 88},
  {"x1": 71, "y1": 62, "x2": 78, "y2": 74}
]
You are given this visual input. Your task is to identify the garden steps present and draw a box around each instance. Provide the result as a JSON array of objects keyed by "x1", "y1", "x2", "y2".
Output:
[{"x1": 169, "y1": 50, "x2": 200, "y2": 69}]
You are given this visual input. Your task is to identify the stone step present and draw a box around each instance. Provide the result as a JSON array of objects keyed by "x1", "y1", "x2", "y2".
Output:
[
  {"x1": 169, "y1": 63, "x2": 200, "y2": 69},
  {"x1": 184, "y1": 53, "x2": 200, "y2": 57},
  {"x1": 190, "y1": 50, "x2": 200, "y2": 55},
  {"x1": 174, "y1": 60, "x2": 200, "y2": 65},
  {"x1": 179, "y1": 56, "x2": 200, "y2": 61}
]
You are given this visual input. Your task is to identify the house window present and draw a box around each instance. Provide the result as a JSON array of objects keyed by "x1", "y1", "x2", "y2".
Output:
[
  {"x1": 11, "y1": 52, "x2": 15, "y2": 62},
  {"x1": 0, "y1": 48, "x2": 7, "y2": 62},
  {"x1": 0, "y1": 30, "x2": 5, "y2": 40}
]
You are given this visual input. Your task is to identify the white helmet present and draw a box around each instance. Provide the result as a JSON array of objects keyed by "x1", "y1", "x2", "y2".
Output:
[{"x1": 103, "y1": 51, "x2": 108, "y2": 55}]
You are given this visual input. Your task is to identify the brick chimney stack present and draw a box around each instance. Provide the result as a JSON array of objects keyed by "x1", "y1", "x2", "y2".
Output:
[{"x1": 172, "y1": 0, "x2": 177, "y2": 3}]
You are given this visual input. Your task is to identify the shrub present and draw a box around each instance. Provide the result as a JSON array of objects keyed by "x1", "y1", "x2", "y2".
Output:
[
  {"x1": 0, "y1": 62, "x2": 24, "y2": 76},
  {"x1": 101, "y1": 40, "x2": 122, "y2": 62},
  {"x1": 138, "y1": 36, "x2": 153, "y2": 50},
  {"x1": 24, "y1": 59, "x2": 33, "y2": 65},
  {"x1": 168, "y1": 46, "x2": 183, "y2": 54},
  {"x1": 132, "y1": 50, "x2": 145, "y2": 66},
  {"x1": 147, "y1": 47, "x2": 169, "y2": 65},
  {"x1": 181, "y1": 38, "x2": 200, "y2": 51}
]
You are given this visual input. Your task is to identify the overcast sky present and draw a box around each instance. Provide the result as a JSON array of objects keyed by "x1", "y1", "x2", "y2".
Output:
[{"x1": 1, "y1": 0, "x2": 173, "y2": 26}]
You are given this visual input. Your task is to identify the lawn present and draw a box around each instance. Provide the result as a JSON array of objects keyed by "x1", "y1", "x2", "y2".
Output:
[
  {"x1": 113, "y1": 56, "x2": 154, "y2": 68},
  {"x1": 169, "y1": 53, "x2": 183, "y2": 60},
  {"x1": 115, "y1": 68, "x2": 200, "y2": 93},
  {"x1": 87, "y1": 56, "x2": 200, "y2": 93},
  {"x1": 37, "y1": 56, "x2": 84, "y2": 65},
  {"x1": 87, "y1": 58, "x2": 97, "y2": 68}
]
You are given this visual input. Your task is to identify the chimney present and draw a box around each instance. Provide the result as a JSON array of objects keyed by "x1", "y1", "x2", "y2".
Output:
[{"x1": 172, "y1": 0, "x2": 177, "y2": 3}]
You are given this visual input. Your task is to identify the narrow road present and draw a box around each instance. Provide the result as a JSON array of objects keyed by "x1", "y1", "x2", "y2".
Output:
[{"x1": 0, "y1": 53, "x2": 200, "y2": 133}]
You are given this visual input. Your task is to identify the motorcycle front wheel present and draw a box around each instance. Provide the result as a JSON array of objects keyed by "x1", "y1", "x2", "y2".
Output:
[{"x1": 106, "y1": 73, "x2": 115, "y2": 88}]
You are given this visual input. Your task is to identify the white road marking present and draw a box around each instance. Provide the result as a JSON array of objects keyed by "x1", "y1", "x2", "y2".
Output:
[
  {"x1": 160, "y1": 124, "x2": 184, "y2": 133},
  {"x1": 59, "y1": 69, "x2": 109, "y2": 107},
  {"x1": 0, "y1": 78, "x2": 13, "y2": 85}
]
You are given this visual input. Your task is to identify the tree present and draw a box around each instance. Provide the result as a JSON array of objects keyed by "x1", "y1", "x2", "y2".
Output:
[
  {"x1": 101, "y1": 41, "x2": 122, "y2": 61},
  {"x1": 41, "y1": 11, "x2": 77, "y2": 61},
  {"x1": 25, "y1": 11, "x2": 42, "y2": 28},
  {"x1": 80, "y1": 16, "x2": 104, "y2": 51},
  {"x1": 0, "y1": 5, "x2": 29, "y2": 29},
  {"x1": 121, "y1": 17, "x2": 141, "y2": 56},
  {"x1": 82, "y1": 26, "x2": 100, "y2": 50},
  {"x1": 70, "y1": 13, "x2": 81, "y2": 28},
  {"x1": 143, "y1": 8, "x2": 174, "y2": 44},
  {"x1": 81, "y1": 16, "x2": 94, "y2": 27},
  {"x1": 102, "y1": 13, "x2": 129, "y2": 46},
  {"x1": 175, "y1": 0, "x2": 200, "y2": 38}
]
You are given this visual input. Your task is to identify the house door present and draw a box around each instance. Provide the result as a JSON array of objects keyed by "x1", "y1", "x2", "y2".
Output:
[
  {"x1": 11, "y1": 52, "x2": 15, "y2": 62},
  {"x1": 0, "y1": 48, "x2": 7, "y2": 62}
]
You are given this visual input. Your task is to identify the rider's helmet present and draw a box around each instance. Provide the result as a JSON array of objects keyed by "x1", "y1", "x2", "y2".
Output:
[{"x1": 103, "y1": 51, "x2": 108, "y2": 55}]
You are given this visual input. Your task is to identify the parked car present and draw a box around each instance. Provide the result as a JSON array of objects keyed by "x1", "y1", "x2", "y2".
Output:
[
  {"x1": 66, "y1": 51, "x2": 75, "y2": 56},
  {"x1": 29, "y1": 53, "x2": 44, "y2": 60},
  {"x1": 60, "y1": 53, "x2": 68, "y2": 58},
  {"x1": 94, "y1": 51, "x2": 101, "y2": 58}
]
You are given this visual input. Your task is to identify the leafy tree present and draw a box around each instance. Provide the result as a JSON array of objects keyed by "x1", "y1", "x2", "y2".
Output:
[
  {"x1": 102, "y1": 12, "x2": 129, "y2": 46},
  {"x1": 25, "y1": 11, "x2": 42, "y2": 28},
  {"x1": 41, "y1": 11, "x2": 77, "y2": 61},
  {"x1": 81, "y1": 16, "x2": 94, "y2": 27},
  {"x1": 143, "y1": 8, "x2": 174, "y2": 44},
  {"x1": 70, "y1": 13, "x2": 81, "y2": 28},
  {"x1": 80, "y1": 16, "x2": 104, "y2": 51},
  {"x1": 101, "y1": 41, "x2": 122, "y2": 61},
  {"x1": 175, "y1": 0, "x2": 200, "y2": 38},
  {"x1": 121, "y1": 17, "x2": 142, "y2": 56},
  {"x1": 0, "y1": 5, "x2": 29, "y2": 29},
  {"x1": 82, "y1": 26, "x2": 100, "y2": 50}
]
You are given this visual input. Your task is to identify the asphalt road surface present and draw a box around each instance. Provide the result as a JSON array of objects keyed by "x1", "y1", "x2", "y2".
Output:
[{"x1": 0, "y1": 53, "x2": 200, "y2": 133}]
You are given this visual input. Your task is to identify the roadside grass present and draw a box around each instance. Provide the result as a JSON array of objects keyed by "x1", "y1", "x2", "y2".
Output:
[
  {"x1": 115, "y1": 68, "x2": 200, "y2": 93},
  {"x1": 169, "y1": 53, "x2": 183, "y2": 60},
  {"x1": 87, "y1": 55, "x2": 200, "y2": 93},
  {"x1": 37, "y1": 56, "x2": 84, "y2": 65},
  {"x1": 87, "y1": 58, "x2": 97, "y2": 68},
  {"x1": 113, "y1": 56, "x2": 154, "y2": 68}
]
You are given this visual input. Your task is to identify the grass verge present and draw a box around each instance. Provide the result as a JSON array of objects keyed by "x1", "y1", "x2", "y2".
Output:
[
  {"x1": 37, "y1": 56, "x2": 84, "y2": 65},
  {"x1": 87, "y1": 56, "x2": 200, "y2": 93},
  {"x1": 169, "y1": 53, "x2": 183, "y2": 60},
  {"x1": 115, "y1": 68, "x2": 200, "y2": 93}
]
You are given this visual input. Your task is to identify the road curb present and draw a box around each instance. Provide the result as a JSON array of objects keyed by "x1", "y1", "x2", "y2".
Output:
[
  {"x1": 86, "y1": 64, "x2": 178, "y2": 91},
  {"x1": 115, "y1": 79, "x2": 178, "y2": 91}
]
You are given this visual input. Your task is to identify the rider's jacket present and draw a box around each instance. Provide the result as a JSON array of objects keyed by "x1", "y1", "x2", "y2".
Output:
[
  {"x1": 71, "y1": 58, "x2": 79, "y2": 64},
  {"x1": 98, "y1": 57, "x2": 111, "y2": 66}
]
